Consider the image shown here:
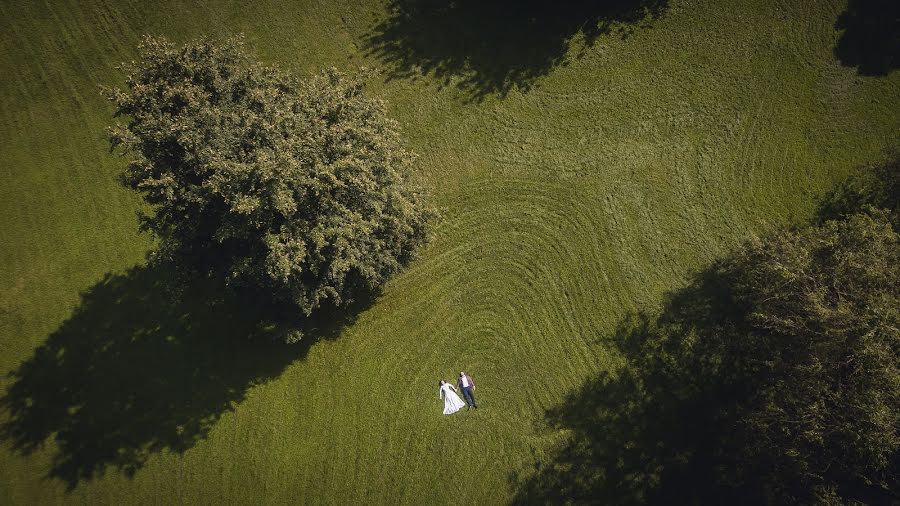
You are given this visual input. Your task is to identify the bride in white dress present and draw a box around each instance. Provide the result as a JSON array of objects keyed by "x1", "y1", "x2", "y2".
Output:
[{"x1": 439, "y1": 380, "x2": 467, "y2": 415}]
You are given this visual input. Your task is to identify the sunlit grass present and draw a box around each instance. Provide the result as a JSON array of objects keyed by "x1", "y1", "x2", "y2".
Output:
[{"x1": 1, "y1": 0, "x2": 897, "y2": 503}]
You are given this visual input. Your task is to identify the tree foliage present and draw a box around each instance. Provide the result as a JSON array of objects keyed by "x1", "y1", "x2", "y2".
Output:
[
  {"x1": 818, "y1": 154, "x2": 899, "y2": 227},
  {"x1": 728, "y1": 209, "x2": 899, "y2": 503},
  {"x1": 107, "y1": 36, "x2": 431, "y2": 317}
]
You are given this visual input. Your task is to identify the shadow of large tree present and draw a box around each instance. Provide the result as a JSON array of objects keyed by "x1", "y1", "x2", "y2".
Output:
[
  {"x1": 512, "y1": 160, "x2": 900, "y2": 504},
  {"x1": 364, "y1": 0, "x2": 668, "y2": 101},
  {"x1": 511, "y1": 263, "x2": 758, "y2": 505},
  {"x1": 1, "y1": 263, "x2": 367, "y2": 490},
  {"x1": 834, "y1": 0, "x2": 900, "y2": 76},
  {"x1": 513, "y1": 258, "x2": 898, "y2": 504}
]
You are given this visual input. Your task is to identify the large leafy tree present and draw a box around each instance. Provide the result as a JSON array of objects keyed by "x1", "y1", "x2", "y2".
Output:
[
  {"x1": 108, "y1": 36, "x2": 430, "y2": 317},
  {"x1": 729, "y1": 209, "x2": 899, "y2": 503}
]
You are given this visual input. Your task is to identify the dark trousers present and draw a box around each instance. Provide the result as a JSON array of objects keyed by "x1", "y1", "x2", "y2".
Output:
[{"x1": 461, "y1": 387, "x2": 477, "y2": 408}]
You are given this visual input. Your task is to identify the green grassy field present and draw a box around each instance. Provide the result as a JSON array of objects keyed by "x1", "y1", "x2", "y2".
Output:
[{"x1": 1, "y1": 0, "x2": 898, "y2": 503}]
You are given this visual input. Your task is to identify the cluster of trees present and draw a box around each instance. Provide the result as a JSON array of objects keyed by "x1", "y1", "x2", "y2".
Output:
[{"x1": 107, "y1": 37, "x2": 431, "y2": 333}]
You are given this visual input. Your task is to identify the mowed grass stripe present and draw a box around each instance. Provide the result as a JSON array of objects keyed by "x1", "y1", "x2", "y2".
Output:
[{"x1": 111, "y1": 176, "x2": 623, "y2": 504}]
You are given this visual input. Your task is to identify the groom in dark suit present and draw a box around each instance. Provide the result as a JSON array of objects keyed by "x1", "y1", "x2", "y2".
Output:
[{"x1": 457, "y1": 371, "x2": 478, "y2": 409}]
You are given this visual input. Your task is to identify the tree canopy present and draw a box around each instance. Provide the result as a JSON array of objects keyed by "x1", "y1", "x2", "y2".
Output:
[
  {"x1": 728, "y1": 209, "x2": 899, "y2": 503},
  {"x1": 107, "y1": 36, "x2": 431, "y2": 320}
]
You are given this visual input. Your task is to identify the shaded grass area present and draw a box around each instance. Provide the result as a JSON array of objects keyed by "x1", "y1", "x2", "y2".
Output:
[
  {"x1": 365, "y1": 0, "x2": 668, "y2": 101},
  {"x1": 511, "y1": 262, "x2": 753, "y2": 505},
  {"x1": 513, "y1": 254, "x2": 898, "y2": 504},
  {"x1": 1, "y1": 264, "x2": 367, "y2": 489}
]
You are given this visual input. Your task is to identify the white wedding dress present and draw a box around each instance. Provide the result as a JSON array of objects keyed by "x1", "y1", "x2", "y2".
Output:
[{"x1": 440, "y1": 383, "x2": 466, "y2": 415}]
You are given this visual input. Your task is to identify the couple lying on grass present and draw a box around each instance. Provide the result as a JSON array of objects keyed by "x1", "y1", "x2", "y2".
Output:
[{"x1": 438, "y1": 372, "x2": 479, "y2": 415}]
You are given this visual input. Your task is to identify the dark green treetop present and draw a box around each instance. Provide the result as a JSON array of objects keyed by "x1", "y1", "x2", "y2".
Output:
[{"x1": 108, "y1": 36, "x2": 431, "y2": 318}]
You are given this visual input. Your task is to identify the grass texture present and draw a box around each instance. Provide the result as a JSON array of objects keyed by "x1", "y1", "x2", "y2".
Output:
[{"x1": 1, "y1": 0, "x2": 898, "y2": 503}]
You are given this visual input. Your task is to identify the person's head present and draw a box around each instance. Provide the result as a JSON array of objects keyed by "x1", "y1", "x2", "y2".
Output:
[
  {"x1": 438, "y1": 379, "x2": 445, "y2": 386},
  {"x1": 459, "y1": 371, "x2": 465, "y2": 377}
]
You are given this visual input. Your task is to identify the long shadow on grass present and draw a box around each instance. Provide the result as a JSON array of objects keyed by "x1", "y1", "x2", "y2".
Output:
[
  {"x1": 1, "y1": 263, "x2": 368, "y2": 490},
  {"x1": 510, "y1": 261, "x2": 758, "y2": 504},
  {"x1": 365, "y1": 0, "x2": 668, "y2": 102},
  {"x1": 511, "y1": 259, "x2": 895, "y2": 504},
  {"x1": 511, "y1": 159, "x2": 900, "y2": 504},
  {"x1": 834, "y1": 0, "x2": 900, "y2": 76}
]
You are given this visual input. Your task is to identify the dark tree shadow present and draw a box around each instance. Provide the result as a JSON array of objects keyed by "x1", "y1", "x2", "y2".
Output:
[
  {"x1": 511, "y1": 174, "x2": 900, "y2": 504},
  {"x1": 1, "y1": 263, "x2": 369, "y2": 490},
  {"x1": 364, "y1": 0, "x2": 668, "y2": 101},
  {"x1": 510, "y1": 261, "x2": 761, "y2": 505},
  {"x1": 834, "y1": 0, "x2": 900, "y2": 76}
]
